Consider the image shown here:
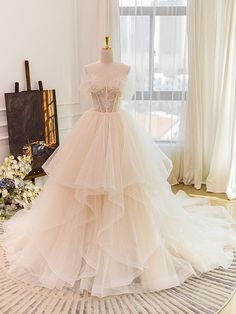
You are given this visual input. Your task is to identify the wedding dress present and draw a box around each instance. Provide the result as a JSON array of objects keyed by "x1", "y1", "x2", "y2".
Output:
[{"x1": 1, "y1": 71, "x2": 236, "y2": 298}]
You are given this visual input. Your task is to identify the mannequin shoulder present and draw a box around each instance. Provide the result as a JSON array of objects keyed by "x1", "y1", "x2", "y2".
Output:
[
  {"x1": 114, "y1": 62, "x2": 131, "y2": 75},
  {"x1": 84, "y1": 62, "x2": 100, "y2": 74}
]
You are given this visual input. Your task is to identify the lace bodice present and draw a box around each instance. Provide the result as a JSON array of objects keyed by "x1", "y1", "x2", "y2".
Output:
[
  {"x1": 90, "y1": 85, "x2": 122, "y2": 112},
  {"x1": 79, "y1": 73, "x2": 134, "y2": 113}
]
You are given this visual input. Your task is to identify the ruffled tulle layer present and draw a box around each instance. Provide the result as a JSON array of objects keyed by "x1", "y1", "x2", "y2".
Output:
[{"x1": 1, "y1": 109, "x2": 236, "y2": 297}]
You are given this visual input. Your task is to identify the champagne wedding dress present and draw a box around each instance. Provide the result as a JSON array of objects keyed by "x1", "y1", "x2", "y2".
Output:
[{"x1": 1, "y1": 71, "x2": 236, "y2": 298}]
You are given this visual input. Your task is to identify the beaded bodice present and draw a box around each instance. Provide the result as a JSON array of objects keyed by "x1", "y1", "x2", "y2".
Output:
[
  {"x1": 79, "y1": 73, "x2": 134, "y2": 113},
  {"x1": 89, "y1": 85, "x2": 122, "y2": 113}
]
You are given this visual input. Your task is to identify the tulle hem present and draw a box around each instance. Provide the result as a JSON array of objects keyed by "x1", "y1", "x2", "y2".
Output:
[{"x1": 1, "y1": 109, "x2": 236, "y2": 298}]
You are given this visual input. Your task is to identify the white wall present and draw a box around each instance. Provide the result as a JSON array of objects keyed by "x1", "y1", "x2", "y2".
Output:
[{"x1": 0, "y1": 0, "x2": 82, "y2": 163}]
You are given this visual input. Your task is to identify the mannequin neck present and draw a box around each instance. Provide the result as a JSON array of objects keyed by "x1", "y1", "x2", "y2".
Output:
[{"x1": 100, "y1": 48, "x2": 113, "y2": 64}]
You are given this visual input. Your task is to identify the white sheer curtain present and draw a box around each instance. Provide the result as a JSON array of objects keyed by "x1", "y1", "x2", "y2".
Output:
[
  {"x1": 77, "y1": 0, "x2": 236, "y2": 197},
  {"x1": 77, "y1": 1, "x2": 188, "y2": 183},
  {"x1": 183, "y1": 0, "x2": 236, "y2": 199},
  {"x1": 119, "y1": 0, "x2": 188, "y2": 183}
]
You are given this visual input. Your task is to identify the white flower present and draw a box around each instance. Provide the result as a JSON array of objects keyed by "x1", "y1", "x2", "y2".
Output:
[
  {"x1": 0, "y1": 154, "x2": 41, "y2": 218},
  {"x1": 5, "y1": 170, "x2": 14, "y2": 179},
  {"x1": 14, "y1": 178, "x2": 21, "y2": 187},
  {"x1": 2, "y1": 189, "x2": 8, "y2": 197}
]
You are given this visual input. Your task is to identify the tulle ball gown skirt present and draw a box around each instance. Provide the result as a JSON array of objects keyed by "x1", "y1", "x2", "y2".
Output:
[{"x1": 1, "y1": 108, "x2": 236, "y2": 298}]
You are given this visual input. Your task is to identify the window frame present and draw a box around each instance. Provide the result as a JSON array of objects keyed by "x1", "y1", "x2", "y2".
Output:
[{"x1": 119, "y1": 6, "x2": 187, "y2": 101}]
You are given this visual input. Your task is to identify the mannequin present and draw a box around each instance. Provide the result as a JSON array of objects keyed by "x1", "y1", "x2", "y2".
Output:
[
  {"x1": 2, "y1": 36, "x2": 236, "y2": 299},
  {"x1": 84, "y1": 36, "x2": 130, "y2": 82}
]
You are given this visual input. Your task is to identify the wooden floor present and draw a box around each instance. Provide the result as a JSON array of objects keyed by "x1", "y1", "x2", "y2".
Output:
[{"x1": 172, "y1": 184, "x2": 236, "y2": 314}]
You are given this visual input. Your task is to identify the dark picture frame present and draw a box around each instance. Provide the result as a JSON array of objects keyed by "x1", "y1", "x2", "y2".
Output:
[{"x1": 5, "y1": 89, "x2": 59, "y2": 179}]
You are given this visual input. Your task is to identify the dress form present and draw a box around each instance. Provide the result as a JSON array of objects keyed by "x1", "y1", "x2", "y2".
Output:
[
  {"x1": 84, "y1": 48, "x2": 130, "y2": 82},
  {"x1": 2, "y1": 39, "x2": 236, "y2": 300}
]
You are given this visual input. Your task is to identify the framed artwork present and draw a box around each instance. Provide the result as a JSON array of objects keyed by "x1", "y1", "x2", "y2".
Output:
[{"x1": 4, "y1": 62, "x2": 59, "y2": 179}]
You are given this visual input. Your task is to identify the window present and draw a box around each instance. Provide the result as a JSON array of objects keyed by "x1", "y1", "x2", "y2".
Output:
[{"x1": 119, "y1": 0, "x2": 187, "y2": 142}]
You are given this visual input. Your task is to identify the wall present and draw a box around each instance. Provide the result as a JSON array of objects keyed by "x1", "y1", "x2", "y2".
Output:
[{"x1": 0, "y1": 0, "x2": 81, "y2": 163}]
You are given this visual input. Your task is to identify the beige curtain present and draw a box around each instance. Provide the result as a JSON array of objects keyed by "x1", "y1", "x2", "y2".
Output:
[{"x1": 183, "y1": 0, "x2": 236, "y2": 199}]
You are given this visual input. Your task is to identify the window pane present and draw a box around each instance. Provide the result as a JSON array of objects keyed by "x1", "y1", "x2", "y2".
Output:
[
  {"x1": 149, "y1": 101, "x2": 183, "y2": 140},
  {"x1": 153, "y1": 15, "x2": 188, "y2": 92},
  {"x1": 120, "y1": 16, "x2": 150, "y2": 91},
  {"x1": 119, "y1": 3, "x2": 187, "y2": 142},
  {"x1": 122, "y1": 100, "x2": 184, "y2": 141}
]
